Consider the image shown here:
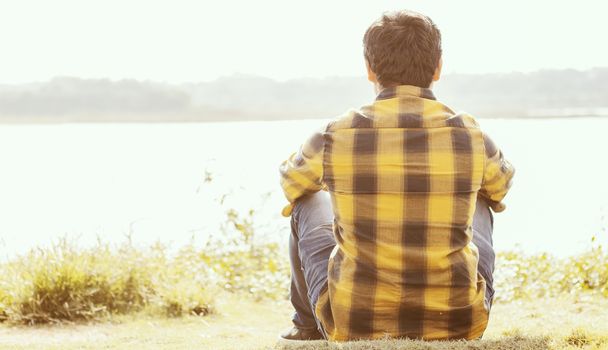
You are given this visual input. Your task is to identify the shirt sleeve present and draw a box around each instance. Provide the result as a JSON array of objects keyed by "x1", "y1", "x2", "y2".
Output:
[
  {"x1": 479, "y1": 133, "x2": 515, "y2": 213},
  {"x1": 279, "y1": 130, "x2": 326, "y2": 217}
]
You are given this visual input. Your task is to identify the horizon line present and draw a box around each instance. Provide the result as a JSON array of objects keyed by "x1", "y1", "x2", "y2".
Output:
[{"x1": 1, "y1": 66, "x2": 607, "y2": 86}]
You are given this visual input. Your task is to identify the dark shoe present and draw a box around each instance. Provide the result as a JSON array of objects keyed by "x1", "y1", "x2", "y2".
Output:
[{"x1": 279, "y1": 326, "x2": 324, "y2": 341}]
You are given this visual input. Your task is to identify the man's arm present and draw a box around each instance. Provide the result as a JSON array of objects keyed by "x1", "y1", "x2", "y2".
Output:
[
  {"x1": 279, "y1": 131, "x2": 325, "y2": 217},
  {"x1": 479, "y1": 133, "x2": 515, "y2": 213}
]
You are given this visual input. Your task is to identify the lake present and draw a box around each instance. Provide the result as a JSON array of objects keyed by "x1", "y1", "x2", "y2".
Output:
[{"x1": 0, "y1": 117, "x2": 607, "y2": 259}]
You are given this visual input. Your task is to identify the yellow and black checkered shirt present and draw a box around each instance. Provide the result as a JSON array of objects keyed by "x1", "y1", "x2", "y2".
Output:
[{"x1": 279, "y1": 85, "x2": 514, "y2": 341}]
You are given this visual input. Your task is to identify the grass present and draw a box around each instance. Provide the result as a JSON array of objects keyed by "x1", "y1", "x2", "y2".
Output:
[
  {"x1": 0, "y1": 207, "x2": 290, "y2": 324},
  {"x1": 0, "y1": 238, "x2": 217, "y2": 324},
  {"x1": 0, "y1": 205, "x2": 606, "y2": 348},
  {"x1": 1, "y1": 295, "x2": 607, "y2": 349}
]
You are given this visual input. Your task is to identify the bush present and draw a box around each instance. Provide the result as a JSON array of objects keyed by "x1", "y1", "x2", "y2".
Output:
[
  {"x1": 0, "y1": 206, "x2": 289, "y2": 324},
  {"x1": 199, "y1": 208, "x2": 290, "y2": 301},
  {"x1": 494, "y1": 238, "x2": 608, "y2": 303},
  {"x1": 0, "y1": 239, "x2": 214, "y2": 324}
]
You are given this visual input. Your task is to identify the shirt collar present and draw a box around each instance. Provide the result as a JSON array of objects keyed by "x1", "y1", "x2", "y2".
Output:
[{"x1": 375, "y1": 85, "x2": 436, "y2": 101}]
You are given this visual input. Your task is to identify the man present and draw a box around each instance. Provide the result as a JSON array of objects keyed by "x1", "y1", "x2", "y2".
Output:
[{"x1": 278, "y1": 10, "x2": 514, "y2": 341}]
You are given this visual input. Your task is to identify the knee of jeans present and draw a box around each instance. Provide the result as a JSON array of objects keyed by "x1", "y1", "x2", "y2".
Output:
[
  {"x1": 294, "y1": 195, "x2": 333, "y2": 229},
  {"x1": 291, "y1": 194, "x2": 313, "y2": 223}
]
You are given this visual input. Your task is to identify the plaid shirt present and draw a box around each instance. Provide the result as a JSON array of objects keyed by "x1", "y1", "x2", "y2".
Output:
[{"x1": 279, "y1": 85, "x2": 514, "y2": 341}]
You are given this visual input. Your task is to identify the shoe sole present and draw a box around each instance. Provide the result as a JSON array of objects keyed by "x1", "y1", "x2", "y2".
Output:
[{"x1": 276, "y1": 336, "x2": 326, "y2": 342}]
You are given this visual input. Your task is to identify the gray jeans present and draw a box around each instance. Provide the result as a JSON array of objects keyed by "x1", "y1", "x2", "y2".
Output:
[{"x1": 288, "y1": 191, "x2": 495, "y2": 333}]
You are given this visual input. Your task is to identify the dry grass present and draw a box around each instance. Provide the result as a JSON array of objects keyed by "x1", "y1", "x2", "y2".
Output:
[{"x1": 1, "y1": 295, "x2": 607, "y2": 350}]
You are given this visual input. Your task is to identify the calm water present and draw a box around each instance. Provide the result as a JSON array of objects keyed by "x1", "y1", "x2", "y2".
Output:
[{"x1": 0, "y1": 118, "x2": 607, "y2": 259}]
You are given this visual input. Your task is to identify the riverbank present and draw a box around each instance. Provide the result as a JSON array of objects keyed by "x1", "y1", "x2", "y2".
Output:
[{"x1": 1, "y1": 295, "x2": 607, "y2": 350}]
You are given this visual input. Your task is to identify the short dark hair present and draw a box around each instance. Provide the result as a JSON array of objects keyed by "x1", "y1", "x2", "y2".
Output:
[{"x1": 363, "y1": 10, "x2": 442, "y2": 88}]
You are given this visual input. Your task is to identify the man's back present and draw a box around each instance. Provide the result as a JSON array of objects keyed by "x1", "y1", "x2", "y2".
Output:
[{"x1": 280, "y1": 85, "x2": 514, "y2": 340}]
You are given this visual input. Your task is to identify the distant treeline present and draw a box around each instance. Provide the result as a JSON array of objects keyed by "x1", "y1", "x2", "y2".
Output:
[{"x1": 0, "y1": 68, "x2": 607, "y2": 123}]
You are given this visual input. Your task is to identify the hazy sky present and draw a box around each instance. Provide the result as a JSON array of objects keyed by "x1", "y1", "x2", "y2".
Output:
[{"x1": 1, "y1": 0, "x2": 606, "y2": 84}]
